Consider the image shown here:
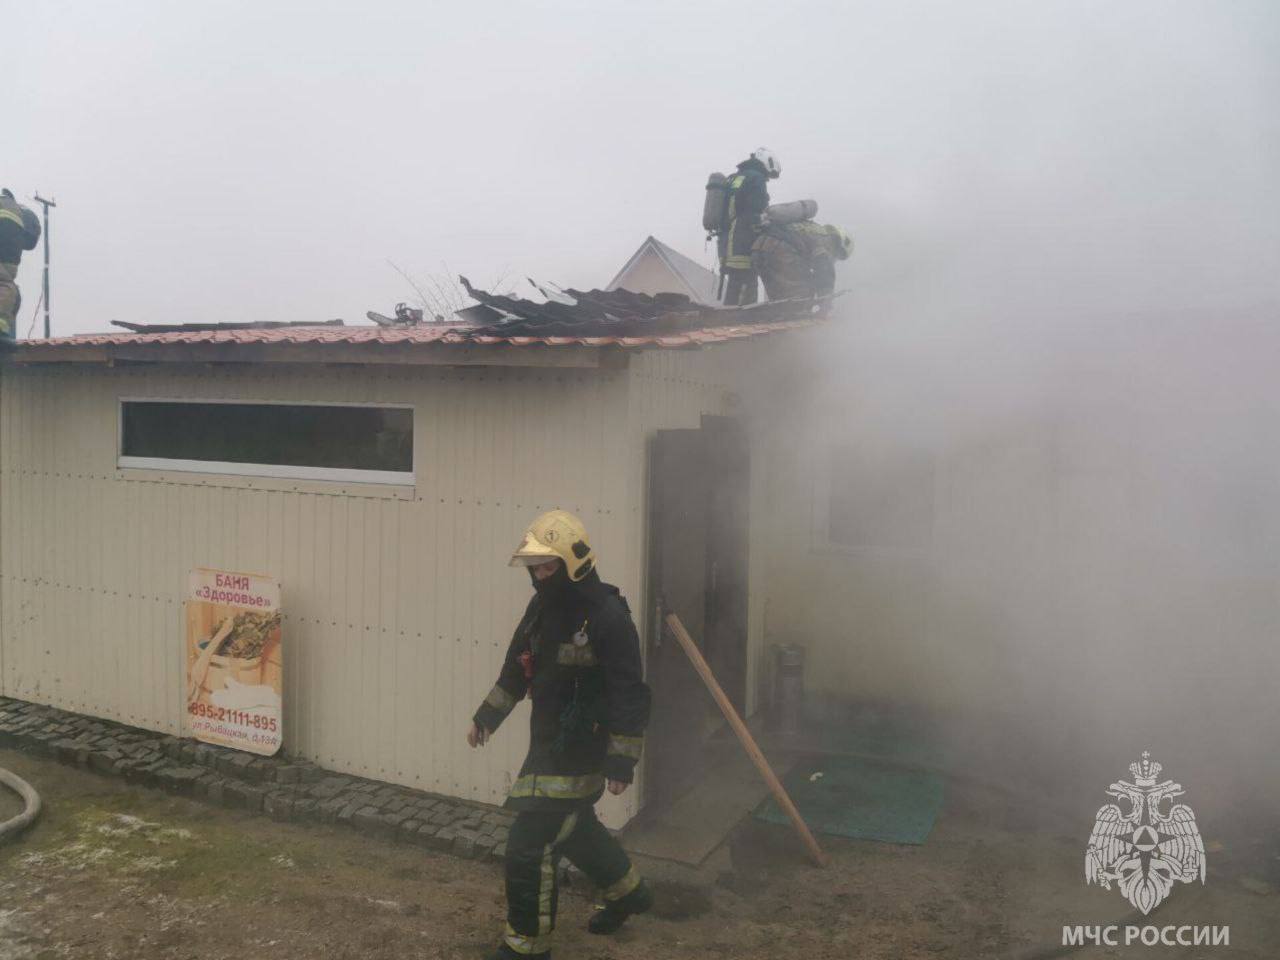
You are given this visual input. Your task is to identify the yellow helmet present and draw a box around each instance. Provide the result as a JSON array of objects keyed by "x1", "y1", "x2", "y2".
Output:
[
  {"x1": 508, "y1": 509, "x2": 596, "y2": 581},
  {"x1": 828, "y1": 225, "x2": 854, "y2": 260}
]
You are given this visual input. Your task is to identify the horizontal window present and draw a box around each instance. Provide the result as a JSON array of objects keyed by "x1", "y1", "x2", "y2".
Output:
[{"x1": 119, "y1": 400, "x2": 413, "y2": 485}]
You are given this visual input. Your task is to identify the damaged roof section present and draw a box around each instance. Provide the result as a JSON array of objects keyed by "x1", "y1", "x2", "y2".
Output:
[
  {"x1": 7, "y1": 280, "x2": 835, "y2": 367},
  {"x1": 455, "y1": 276, "x2": 833, "y2": 337}
]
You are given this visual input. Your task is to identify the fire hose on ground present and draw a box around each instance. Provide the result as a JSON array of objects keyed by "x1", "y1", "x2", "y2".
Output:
[{"x1": 0, "y1": 766, "x2": 41, "y2": 843}]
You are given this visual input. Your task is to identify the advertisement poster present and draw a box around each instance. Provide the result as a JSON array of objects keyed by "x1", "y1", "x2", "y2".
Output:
[{"x1": 185, "y1": 567, "x2": 283, "y2": 755}]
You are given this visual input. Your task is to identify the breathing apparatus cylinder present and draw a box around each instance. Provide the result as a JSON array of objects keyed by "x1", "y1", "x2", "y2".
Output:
[
  {"x1": 764, "y1": 200, "x2": 819, "y2": 225},
  {"x1": 703, "y1": 172, "x2": 730, "y2": 235}
]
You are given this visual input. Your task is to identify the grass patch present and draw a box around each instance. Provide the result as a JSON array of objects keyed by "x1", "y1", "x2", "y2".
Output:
[{"x1": 7, "y1": 786, "x2": 308, "y2": 902}]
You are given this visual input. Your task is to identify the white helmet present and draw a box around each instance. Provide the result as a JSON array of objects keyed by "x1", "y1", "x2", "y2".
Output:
[{"x1": 750, "y1": 147, "x2": 782, "y2": 179}]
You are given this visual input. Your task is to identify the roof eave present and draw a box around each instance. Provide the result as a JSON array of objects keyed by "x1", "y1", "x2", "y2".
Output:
[{"x1": 5, "y1": 338, "x2": 624, "y2": 370}]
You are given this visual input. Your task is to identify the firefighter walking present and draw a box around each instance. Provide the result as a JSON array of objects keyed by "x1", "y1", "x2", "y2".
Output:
[{"x1": 469, "y1": 510, "x2": 653, "y2": 959}]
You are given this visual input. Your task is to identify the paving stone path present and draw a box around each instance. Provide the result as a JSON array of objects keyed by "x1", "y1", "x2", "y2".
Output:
[{"x1": 0, "y1": 696, "x2": 512, "y2": 862}]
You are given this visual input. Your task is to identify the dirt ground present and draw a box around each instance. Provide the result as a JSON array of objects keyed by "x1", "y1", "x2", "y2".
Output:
[{"x1": 2, "y1": 749, "x2": 1276, "y2": 959}]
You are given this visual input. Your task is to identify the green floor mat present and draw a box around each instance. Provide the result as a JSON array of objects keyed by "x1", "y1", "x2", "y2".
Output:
[
  {"x1": 800, "y1": 722, "x2": 949, "y2": 769},
  {"x1": 798, "y1": 705, "x2": 953, "y2": 770},
  {"x1": 753, "y1": 755, "x2": 945, "y2": 845}
]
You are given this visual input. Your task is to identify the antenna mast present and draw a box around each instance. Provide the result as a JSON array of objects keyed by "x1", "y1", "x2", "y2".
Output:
[{"x1": 32, "y1": 194, "x2": 55, "y2": 338}]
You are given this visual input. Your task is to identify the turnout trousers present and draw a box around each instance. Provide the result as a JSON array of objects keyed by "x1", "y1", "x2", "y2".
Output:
[
  {"x1": 718, "y1": 218, "x2": 760, "y2": 306},
  {"x1": 502, "y1": 806, "x2": 641, "y2": 956},
  {"x1": 0, "y1": 262, "x2": 19, "y2": 340}
]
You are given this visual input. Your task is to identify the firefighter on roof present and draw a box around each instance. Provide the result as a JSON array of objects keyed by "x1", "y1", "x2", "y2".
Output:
[
  {"x1": 718, "y1": 147, "x2": 780, "y2": 306},
  {"x1": 0, "y1": 189, "x2": 42, "y2": 343},
  {"x1": 469, "y1": 509, "x2": 653, "y2": 959},
  {"x1": 752, "y1": 220, "x2": 853, "y2": 301}
]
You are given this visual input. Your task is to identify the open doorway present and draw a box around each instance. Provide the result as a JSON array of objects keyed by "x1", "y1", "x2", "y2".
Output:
[{"x1": 642, "y1": 414, "x2": 750, "y2": 815}]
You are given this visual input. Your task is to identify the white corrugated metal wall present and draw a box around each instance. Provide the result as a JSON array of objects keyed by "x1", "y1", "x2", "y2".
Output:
[
  {"x1": 0, "y1": 345, "x2": 768, "y2": 823},
  {"x1": 0, "y1": 361, "x2": 634, "y2": 810},
  {"x1": 621, "y1": 345, "x2": 768, "y2": 717}
]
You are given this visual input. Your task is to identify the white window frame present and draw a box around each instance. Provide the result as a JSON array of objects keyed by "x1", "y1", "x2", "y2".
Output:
[{"x1": 117, "y1": 397, "x2": 415, "y2": 486}]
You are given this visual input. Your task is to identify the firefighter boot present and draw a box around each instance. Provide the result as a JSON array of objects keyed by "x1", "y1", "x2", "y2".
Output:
[{"x1": 587, "y1": 879, "x2": 654, "y2": 935}]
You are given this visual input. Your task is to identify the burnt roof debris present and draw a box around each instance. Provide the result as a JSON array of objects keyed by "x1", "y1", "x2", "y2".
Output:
[
  {"x1": 100, "y1": 283, "x2": 838, "y2": 342},
  {"x1": 109, "y1": 319, "x2": 345, "y2": 334},
  {"x1": 456, "y1": 276, "x2": 837, "y2": 338}
]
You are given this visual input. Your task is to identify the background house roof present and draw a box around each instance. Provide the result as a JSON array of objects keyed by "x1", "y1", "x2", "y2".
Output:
[{"x1": 607, "y1": 236, "x2": 720, "y2": 304}]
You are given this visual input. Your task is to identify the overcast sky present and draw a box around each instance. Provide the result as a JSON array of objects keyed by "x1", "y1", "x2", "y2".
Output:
[{"x1": 6, "y1": 0, "x2": 1277, "y2": 335}]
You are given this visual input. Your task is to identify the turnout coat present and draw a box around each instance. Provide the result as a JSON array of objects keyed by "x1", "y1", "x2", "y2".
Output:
[{"x1": 473, "y1": 571, "x2": 651, "y2": 811}]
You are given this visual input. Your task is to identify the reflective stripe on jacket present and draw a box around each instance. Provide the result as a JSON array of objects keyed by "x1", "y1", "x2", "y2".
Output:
[{"x1": 721, "y1": 161, "x2": 770, "y2": 270}]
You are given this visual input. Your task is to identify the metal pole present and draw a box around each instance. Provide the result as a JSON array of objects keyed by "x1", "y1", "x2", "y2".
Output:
[
  {"x1": 665, "y1": 613, "x2": 828, "y2": 867},
  {"x1": 33, "y1": 194, "x2": 55, "y2": 338}
]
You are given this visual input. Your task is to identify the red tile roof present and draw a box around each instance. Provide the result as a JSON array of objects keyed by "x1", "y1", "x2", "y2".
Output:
[{"x1": 13, "y1": 318, "x2": 819, "y2": 357}]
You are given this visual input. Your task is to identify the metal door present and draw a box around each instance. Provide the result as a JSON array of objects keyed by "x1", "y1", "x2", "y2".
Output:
[
  {"x1": 702, "y1": 415, "x2": 750, "y2": 716},
  {"x1": 643, "y1": 418, "x2": 749, "y2": 811}
]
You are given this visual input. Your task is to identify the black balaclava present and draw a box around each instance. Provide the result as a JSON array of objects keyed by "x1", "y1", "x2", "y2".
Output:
[
  {"x1": 569, "y1": 567, "x2": 606, "y2": 603},
  {"x1": 530, "y1": 562, "x2": 571, "y2": 601},
  {"x1": 529, "y1": 562, "x2": 608, "y2": 606}
]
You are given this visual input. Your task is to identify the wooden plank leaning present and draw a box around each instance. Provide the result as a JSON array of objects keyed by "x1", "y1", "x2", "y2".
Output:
[{"x1": 664, "y1": 613, "x2": 827, "y2": 867}]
